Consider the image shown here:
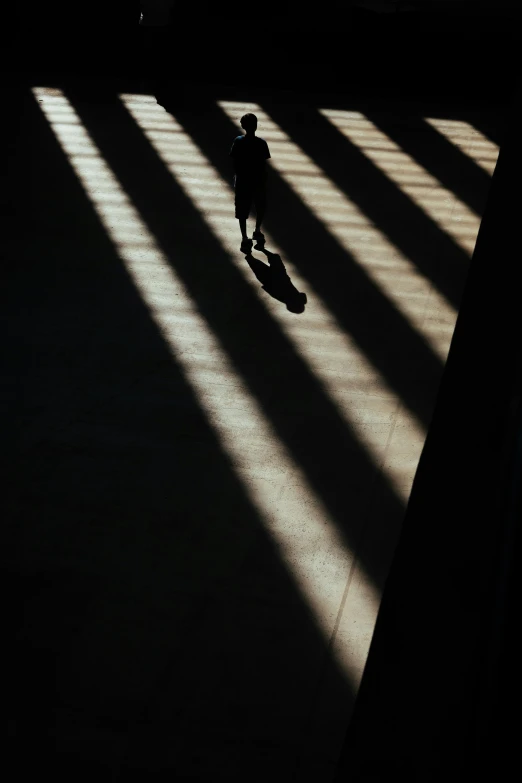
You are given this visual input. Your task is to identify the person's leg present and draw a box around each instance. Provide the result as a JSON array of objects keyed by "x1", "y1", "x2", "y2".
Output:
[
  {"x1": 255, "y1": 207, "x2": 265, "y2": 232},
  {"x1": 255, "y1": 193, "x2": 265, "y2": 230},
  {"x1": 253, "y1": 187, "x2": 266, "y2": 236},
  {"x1": 235, "y1": 184, "x2": 254, "y2": 250}
]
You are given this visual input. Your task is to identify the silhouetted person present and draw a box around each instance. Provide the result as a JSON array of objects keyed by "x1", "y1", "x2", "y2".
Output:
[
  {"x1": 230, "y1": 113, "x2": 271, "y2": 253},
  {"x1": 246, "y1": 249, "x2": 307, "y2": 313}
]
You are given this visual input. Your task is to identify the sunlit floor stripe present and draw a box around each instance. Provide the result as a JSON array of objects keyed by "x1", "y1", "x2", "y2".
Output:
[
  {"x1": 320, "y1": 109, "x2": 485, "y2": 255},
  {"x1": 33, "y1": 86, "x2": 374, "y2": 683},
  {"x1": 120, "y1": 93, "x2": 426, "y2": 502},
  {"x1": 424, "y1": 117, "x2": 500, "y2": 175},
  {"x1": 218, "y1": 101, "x2": 457, "y2": 364}
]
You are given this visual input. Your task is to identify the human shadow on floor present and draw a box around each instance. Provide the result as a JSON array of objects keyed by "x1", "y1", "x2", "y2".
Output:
[
  {"x1": 245, "y1": 248, "x2": 307, "y2": 314},
  {"x1": 11, "y1": 85, "x2": 355, "y2": 779}
]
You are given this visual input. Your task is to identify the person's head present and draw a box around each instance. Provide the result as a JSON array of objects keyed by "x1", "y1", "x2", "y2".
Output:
[{"x1": 240, "y1": 113, "x2": 258, "y2": 134}]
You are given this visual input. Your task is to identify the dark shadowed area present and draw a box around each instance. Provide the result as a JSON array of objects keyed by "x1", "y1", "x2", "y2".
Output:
[{"x1": 4, "y1": 2, "x2": 520, "y2": 781}]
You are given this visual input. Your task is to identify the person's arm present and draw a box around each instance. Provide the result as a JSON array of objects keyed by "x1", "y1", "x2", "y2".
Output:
[
  {"x1": 262, "y1": 140, "x2": 271, "y2": 180},
  {"x1": 230, "y1": 139, "x2": 238, "y2": 181}
]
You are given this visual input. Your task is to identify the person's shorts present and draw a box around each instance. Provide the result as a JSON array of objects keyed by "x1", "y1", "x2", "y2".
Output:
[{"x1": 234, "y1": 179, "x2": 267, "y2": 220}]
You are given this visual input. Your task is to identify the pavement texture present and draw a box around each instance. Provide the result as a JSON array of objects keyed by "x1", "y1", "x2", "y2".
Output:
[
  {"x1": 335, "y1": 81, "x2": 522, "y2": 782},
  {"x1": 4, "y1": 78, "x2": 504, "y2": 780}
]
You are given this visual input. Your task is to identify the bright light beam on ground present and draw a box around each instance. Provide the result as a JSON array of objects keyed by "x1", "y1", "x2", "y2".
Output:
[
  {"x1": 33, "y1": 86, "x2": 375, "y2": 686},
  {"x1": 218, "y1": 101, "x2": 458, "y2": 365},
  {"x1": 120, "y1": 93, "x2": 426, "y2": 505},
  {"x1": 320, "y1": 109, "x2": 490, "y2": 256},
  {"x1": 424, "y1": 117, "x2": 500, "y2": 175}
]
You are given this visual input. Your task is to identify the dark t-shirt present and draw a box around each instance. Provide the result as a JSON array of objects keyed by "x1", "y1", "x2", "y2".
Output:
[{"x1": 230, "y1": 135, "x2": 271, "y2": 184}]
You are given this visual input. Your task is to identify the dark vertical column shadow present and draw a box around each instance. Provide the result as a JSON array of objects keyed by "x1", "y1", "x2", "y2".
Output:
[
  {"x1": 265, "y1": 102, "x2": 471, "y2": 309},
  {"x1": 163, "y1": 95, "x2": 445, "y2": 428},
  {"x1": 469, "y1": 113, "x2": 506, "y2": 146},
  {"x1": 334, "y1": 83, "x2": 522, "y2": 783},
  {"x1": 67, "y1": 92, "x2": 407, "y2": 592},
  {"x1": 4, "y1": 87, "x2": 352, "y2": 779},
  {"x1": 364, "y1": 111, "x2": 495, "y2": 215}
]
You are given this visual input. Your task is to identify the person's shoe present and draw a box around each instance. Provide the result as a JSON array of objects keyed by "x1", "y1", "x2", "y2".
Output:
[
  {"x1": 253, "y1": 229, "x2": 265, "y2": 248},
  {"x1": 241, "y1": 237, "x2": 253, "y2": 253}
]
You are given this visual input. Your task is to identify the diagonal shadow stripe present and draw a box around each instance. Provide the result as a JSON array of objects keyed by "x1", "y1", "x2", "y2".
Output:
[
  {"x1": 265, "y1": 102, "x2": 471, "y2": 310},
  {"x1": 468, "y1": 113, "x2": 505, "y2": 147},
  {"x1": 318, "y1": 108, "x2": 487, "y2": 259},
  {"x1": 169, "y1": 95, "x2": 446, "y2": 429},
  {"x1": 22, "y1": 85, "x2": 356, "y2": 752},
  {"x1": 365, "y1": 112, "x2": 494, "y2": 216},
  {"x1": 67, "y1": 91, "x2": 407, "y2": 594}
]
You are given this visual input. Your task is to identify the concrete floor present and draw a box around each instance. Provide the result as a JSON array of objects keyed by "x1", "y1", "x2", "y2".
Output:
[{"x1": 5, "y1": 82, "x2": 502, "y2": 780}]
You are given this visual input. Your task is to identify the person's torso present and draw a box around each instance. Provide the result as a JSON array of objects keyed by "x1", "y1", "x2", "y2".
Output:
[{"x1": 232, "y1": 135, "x2": 269, "y2": 181}]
